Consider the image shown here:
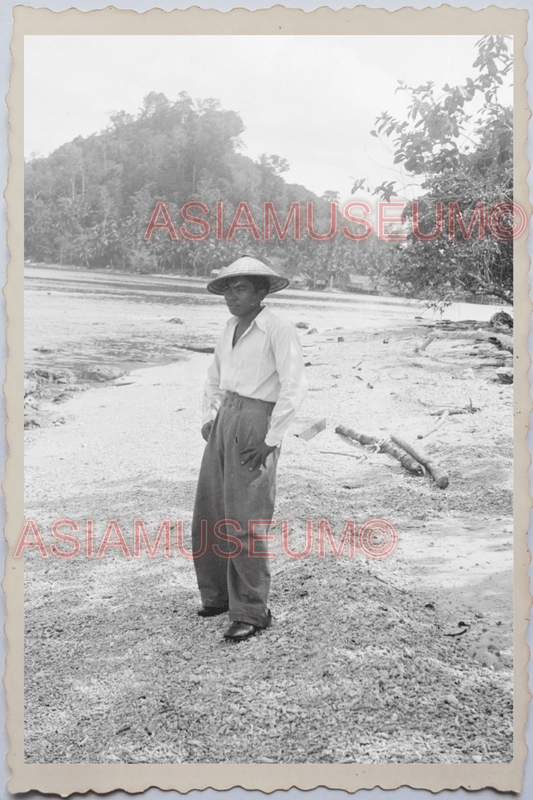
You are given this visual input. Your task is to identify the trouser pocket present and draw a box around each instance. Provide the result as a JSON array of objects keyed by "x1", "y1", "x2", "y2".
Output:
[{"x1": 235, "y1": 409, "x2": 270, "y2": 449}]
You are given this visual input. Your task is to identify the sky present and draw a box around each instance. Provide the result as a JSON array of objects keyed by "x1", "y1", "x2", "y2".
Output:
[{"x1": 24, "y1": 35, "x2": 513, "y2": 202}]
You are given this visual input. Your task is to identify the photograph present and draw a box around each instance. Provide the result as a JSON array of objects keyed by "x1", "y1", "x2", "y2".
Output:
[{"x1": 4, "y1": 4, "x2": 530, "y2": 795}]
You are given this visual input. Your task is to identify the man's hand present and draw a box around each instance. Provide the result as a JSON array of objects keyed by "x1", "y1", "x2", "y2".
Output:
[
  {"x1": 240, "y1": 441, "x2": 277, "y2": 471},
  {"x1": 201, "y1": 421, "x2": 214, "y2": 442}
]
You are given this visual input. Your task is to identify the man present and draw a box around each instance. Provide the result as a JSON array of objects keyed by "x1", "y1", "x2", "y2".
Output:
[{"x1": 191, "y1": 255, "x2": 307, "y2": 641}]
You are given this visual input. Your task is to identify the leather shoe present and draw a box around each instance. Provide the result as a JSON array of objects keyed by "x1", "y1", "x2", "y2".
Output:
[
  {"x1": 197, "y1": 606, "x2": 228, "y2": 618},
  {"x1": 224, "y1": 611, "x2": 271, "y2": 641},
  {"x1": 223, "y1": 621, "x2": 258, "y2": 641}
]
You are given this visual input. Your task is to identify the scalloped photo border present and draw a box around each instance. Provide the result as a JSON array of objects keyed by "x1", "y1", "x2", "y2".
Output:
[{"x1": 4, "y1": 3, "x2": 531, "y2": 794}]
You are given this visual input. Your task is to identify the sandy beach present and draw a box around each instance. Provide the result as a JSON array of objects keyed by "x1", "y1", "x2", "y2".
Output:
[{"x1": 23, "y1": 269, "x2": 514, "y2": 764}]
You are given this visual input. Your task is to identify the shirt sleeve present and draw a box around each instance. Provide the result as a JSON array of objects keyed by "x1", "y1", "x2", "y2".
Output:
[
  {"x1": 201, "y1": 336, "x2": 225, "y2": 426},
  {"x1": 264, "y1": 322, "x2": 308, "y2": 447}
]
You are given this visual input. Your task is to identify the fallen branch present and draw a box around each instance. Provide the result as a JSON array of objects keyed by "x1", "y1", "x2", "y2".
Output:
[
  {"x1": 319, "y1": 450, "x2": 363, "y2": 459},
  {"x1": 418, "y1": 409, "x2": 449, "y2": 440},
  {"x1": 414, "y1": 333, "x2": 436, "y2": 353},
  {"x1": 429, "y1": 406, "x2": 478, "y2": 416},
  {"x1": 335, "y1": 425, "x2": 425, "y2": 476},
  {"x1": 391, "y1": 435, "x2": 449, "y2": 489}
]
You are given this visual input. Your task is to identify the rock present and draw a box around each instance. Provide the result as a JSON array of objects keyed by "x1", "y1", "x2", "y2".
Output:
[
  {"x1": 24, "y1": 378, "x2": 38, "y2": 396},
  {"x1": 296, "y1": 322, "x2": 309, "y2": 329},
  {"x1": 176, "y1": 344, "x2": 215, "y2": 354},
  {"x1": 52, "y1": 369, "x2": 75, "y2": 384},
  {"x1": 495, "y1": 367, "x2": 513, "y2": 384},
  {"x1": 24, "y1": 410, "x2": 53, "y2": 429},
  {"x1": 25, "y1": 368, "x2": 75, "y2": 387},
  {"x1": 445, "y1": 694, "x2": 459, "y2": 705},
  {"x1": 490, "y1": 311, "x2": 513, "y2": 331},
  {"x1": 488, "y1": 334, "x2": 513, "y2": 353},
  {"x1": 307, "y1": 328, "x2": 318, "y2": 335},
  {"x1": 33, "y1": 346, "x2": 54, "y2": 354},
  {"x1": 468, "y1": 644, "x2": 503, "y2": 669},
  {"x1": 81, "y1": 367, "x2": 126, "y2": 382},
  {"x1": 168, "y1": 317, "x2": 184, "y2": 324},
  {"x1": 459, "y1": 368, "x2": 475, "y2": 380}
]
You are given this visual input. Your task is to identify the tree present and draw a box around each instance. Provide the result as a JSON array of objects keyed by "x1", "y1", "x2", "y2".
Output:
[
  {"x1": 24, "y1": 92, "x2": 323, "y2": 276},
  {"x1": 359, "y1": 35, "x2": 514, "y2": 303},
  {"x1": 27, "y1": 90, "x2": 406, "y2": 288}
]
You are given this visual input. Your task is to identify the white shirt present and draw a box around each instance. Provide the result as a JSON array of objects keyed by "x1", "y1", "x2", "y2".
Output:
[{"x1": 202, "y1": 306, "x2": 307, "y2": 446}]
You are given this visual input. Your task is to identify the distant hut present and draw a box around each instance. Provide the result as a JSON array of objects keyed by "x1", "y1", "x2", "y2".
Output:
[
  {"x1": 346, "y1": 274, "x2": 375, "y2": 294},
  {"x1": 290, "y1": 273, "x2": 309, "y2": 290}
]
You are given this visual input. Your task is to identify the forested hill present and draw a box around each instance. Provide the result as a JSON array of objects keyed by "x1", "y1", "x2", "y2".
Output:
[
  {"x1": 25, "y1": 35, "x2": 515, "y2": 306},
  {"x1": 25, "y1": 90, "x2": 378, "y2": 283}
]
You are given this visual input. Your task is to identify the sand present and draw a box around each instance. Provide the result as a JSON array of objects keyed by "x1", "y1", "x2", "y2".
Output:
[{"x1": 22, "y1": 275, "x2": 514, "y2": 763}]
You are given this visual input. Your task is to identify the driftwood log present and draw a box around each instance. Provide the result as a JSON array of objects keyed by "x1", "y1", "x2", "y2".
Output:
[
  {"x1": 335, "y1": 425, "x2": 425, "y2": 476},
  {"x1": 391, "y1": 435, "x2": 449, "y2": 489}
]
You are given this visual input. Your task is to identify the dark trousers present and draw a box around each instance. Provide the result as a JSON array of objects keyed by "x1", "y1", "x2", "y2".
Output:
[{"x1": 192, "y1": 392, "x2": 278, "y2": 627}]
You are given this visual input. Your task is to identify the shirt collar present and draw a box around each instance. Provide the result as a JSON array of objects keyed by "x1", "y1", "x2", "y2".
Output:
[
  {"x1": 228, "y1": 305, "x2": 271, "y2": 331},
  {"x1": 253, "y1": 306, "x2": 271, "y2": 331}
]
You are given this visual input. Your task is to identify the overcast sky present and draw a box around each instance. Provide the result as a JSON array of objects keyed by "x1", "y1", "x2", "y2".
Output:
[{"x1": 24, "y1": 35, "x2": 513, "y2": 201}]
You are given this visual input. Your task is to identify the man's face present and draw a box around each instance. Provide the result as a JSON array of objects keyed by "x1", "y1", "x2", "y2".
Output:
[{"x1": 222, "y1": 276, "x2": 266, "y2": 318}]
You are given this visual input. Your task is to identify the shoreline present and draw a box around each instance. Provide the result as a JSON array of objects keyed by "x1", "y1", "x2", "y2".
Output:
[
  {"x1": 25, "y1": 262, "x2": 512, "y2": 311},
  {"x1": 24, "y1": 280, "x2": 511, "y2": 431}
]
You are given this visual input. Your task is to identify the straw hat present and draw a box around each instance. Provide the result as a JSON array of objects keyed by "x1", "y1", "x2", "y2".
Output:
[{"x1": 207, "y1": 256, "x2": 290, "y2": 295}]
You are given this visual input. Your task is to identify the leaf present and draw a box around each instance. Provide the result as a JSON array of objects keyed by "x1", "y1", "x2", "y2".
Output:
[{"x1": 370, "y1": 130, "x2": 378, "y2": 138}]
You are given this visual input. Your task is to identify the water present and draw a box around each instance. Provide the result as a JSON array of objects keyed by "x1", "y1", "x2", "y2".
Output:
[{"x1": 24, "y1": 264, "x2": 510, "y2": 378}]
